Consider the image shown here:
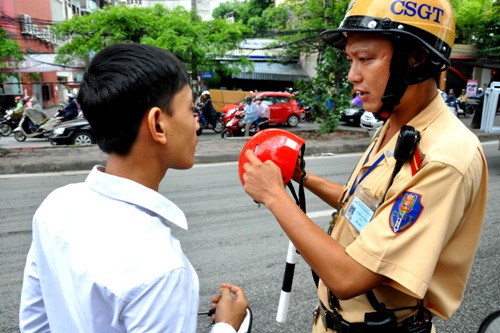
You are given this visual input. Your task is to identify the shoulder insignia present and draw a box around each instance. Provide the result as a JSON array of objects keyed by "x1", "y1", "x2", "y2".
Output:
[
  {"x1": 410, "y1": 142, "x2": 425, "y2": 176},
  {"x1": 389, "y1": 191, "x2": 423, "y2": 233}
]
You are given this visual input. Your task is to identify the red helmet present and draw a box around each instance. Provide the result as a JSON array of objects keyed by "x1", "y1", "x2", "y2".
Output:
[
  {"x1": 15, "y1": 96, "x2": 21, "y2": 101},
  {"x1": 238, "y1": 129, "x2": 305, "y2": 186}
]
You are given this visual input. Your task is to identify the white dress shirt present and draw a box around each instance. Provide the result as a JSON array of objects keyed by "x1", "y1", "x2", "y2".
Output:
[{"x1": 20, "y1": 166, "x2": 235, "y2": 333}]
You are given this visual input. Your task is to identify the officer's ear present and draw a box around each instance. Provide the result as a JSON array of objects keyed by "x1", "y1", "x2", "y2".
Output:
[{"x1": 408, "y1": 46, "x2": 429, "y2": 68}]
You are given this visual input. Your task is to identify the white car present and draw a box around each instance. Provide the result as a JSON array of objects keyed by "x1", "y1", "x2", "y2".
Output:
[{"x1": 360, "y1": 111, "x2": 384, "y2": 130}]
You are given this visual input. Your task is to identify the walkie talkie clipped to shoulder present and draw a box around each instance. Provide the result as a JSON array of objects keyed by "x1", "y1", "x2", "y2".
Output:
[{"x1": 381, "y1": 125, "x2": 420, "y2": 204}]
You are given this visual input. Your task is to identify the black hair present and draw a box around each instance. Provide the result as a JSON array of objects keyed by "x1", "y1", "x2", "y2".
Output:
[{"x1": 77, "y1": 43, "x2": 190, "y2": 155}]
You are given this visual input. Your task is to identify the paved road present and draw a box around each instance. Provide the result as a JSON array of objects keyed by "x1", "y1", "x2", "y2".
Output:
[{"x1": 1, "y1": 143, "x2": 499, "y2": 333}]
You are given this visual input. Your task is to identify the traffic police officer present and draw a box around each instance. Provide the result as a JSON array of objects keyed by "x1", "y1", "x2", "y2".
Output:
[{"x1": 240, "y1": 0, "x2": 488, "y2": 332}]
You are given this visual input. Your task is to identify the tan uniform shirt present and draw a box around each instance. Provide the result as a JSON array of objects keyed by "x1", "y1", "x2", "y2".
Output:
[{"x1": 313, "y1": 95, "x2": 488, "y2": 332}]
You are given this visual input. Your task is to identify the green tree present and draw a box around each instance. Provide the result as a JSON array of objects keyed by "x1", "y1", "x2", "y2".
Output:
[
  {"x1": 213, "y1": 0, "x2": 351, "y2": 131},
  {"x1": 52, "y1": 4, "x2": 250, "y2": 82},
  {"x1": 275, "y1": 0, "x2": 351, "y2": 132},
  {"x1": 295, "y1": 47, "x2": 351, "y2": 132},
  {"x1": 474, "y1": 0, "x2": 500, "y2": 62},
  {"x1": 0, "y1": 28, "x2": 24, "y2": 84},
  {"x1": 213, "y1": 0, "x2": 274, "y2": 31}
]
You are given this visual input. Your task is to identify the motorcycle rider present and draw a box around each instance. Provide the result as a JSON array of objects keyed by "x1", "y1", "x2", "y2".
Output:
[
  {"x1": 445, "y1": 89, "x2": 459, "y2": 113},
  {"x1": 199, "y1": 90, "x2": 217, "y2": 128},
  {"x1": 12, "y1": 96, "x2": 28, "y2": 121},
  {"x1": 256, "y1": 96, "x2": 270, "y2": 125},
  {"x1": 25, "y1": 96, "x2": 45, "y2": 132},
  {"x1": 61, "y1": 93, "x2": 79, "y2": 121}
]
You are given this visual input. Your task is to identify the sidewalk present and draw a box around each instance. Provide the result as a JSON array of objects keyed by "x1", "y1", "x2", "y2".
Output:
[{"x1": 0, "y1": 124, "x2": 498, "y2": 175}]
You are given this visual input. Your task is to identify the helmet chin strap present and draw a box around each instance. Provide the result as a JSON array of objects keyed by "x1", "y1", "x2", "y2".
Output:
[{"x1": 374, "y1": 38, "x2": 411, "y2": 121}]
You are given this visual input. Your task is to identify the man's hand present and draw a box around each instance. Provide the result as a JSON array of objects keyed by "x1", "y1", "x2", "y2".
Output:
[
  {"x1": 242, "y1": 149, "x2": 286, "y2": 207},
  {"x1": 211, "y1": 283, "x2": 248, "y2": 331}
]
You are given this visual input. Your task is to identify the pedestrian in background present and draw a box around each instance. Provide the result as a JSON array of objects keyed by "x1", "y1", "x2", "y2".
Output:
[
  {"x1": 256, "y1": 96, "x2": 270, "y2": 125},
  {"x1": 242, "y1": 96, "x2": 258, "y2": 136}
]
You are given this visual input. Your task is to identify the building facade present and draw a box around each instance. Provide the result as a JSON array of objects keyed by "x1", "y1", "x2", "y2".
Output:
[{"x1": 1, "y1": 0, "x2": 59, "y2": 108}]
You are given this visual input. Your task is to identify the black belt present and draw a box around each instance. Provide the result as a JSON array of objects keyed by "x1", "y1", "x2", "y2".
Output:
[{"x1": 319, "y1": 301, "x2": 366, "y2": 333}]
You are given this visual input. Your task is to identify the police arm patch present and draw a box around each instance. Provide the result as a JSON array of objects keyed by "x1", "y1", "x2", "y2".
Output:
[{"x1": 389, "y1": 191, "x2": 424, "y2": 233}]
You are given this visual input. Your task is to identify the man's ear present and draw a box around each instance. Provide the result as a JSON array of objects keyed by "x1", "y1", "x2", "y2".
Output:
[
  {"x1": 408, "y1": 46, "x2": 429, "y2": 68},
  {"x1": 146, "y1": 107, "x2": 168, "y2": 144}
]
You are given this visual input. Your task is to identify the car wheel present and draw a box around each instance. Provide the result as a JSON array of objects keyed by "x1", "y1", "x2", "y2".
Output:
[
  {"x1": 14, "y1": 131, "x2": 26, "y2": 142},
  {"x1": 287, "y1": 114, "x2": 300, "y2": 127},
  {"x1": 72, "y1": 132, "x2": 94, "y2": 145},
  {"x1": 0, "y1": 123, "x2": 12, "y2": 136}
]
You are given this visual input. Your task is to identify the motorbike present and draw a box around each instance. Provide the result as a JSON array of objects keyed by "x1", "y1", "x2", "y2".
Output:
[
  {"x1": 12, "y1": 108, "x2": 63, "y2": 142},
  {"x1": 220, "y1": 108, "x2": 269, "y2": 138},
  {"x1": 194, "y1": 103, "x2": 225, "y2": 134},
  {"x1": 0, "y1": 109, "x2": 22, "y2": 136},
  {"x1": 199, "y1": 307, "x2": 252, "y2": 333},
  {"x1": 462, "y1": 97, "x2": 481, "y2": 117},
  {"x1": 446, "y1": 101, "x2": 461, "y2": 117},
  {"x1": 302, "y1": 106, "x2": 313, "y2": 122}
]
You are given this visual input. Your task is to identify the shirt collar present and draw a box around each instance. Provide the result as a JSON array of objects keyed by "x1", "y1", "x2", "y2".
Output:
[
  {"x1": 371, "y1": 93, "x2": 445, "y2": 163},
  {"x1": 85, "y1": 166, "x2": 188, "y2": 230},
  {"x1": 406, "y1": 93, "x2": 446, "y2": 131}
]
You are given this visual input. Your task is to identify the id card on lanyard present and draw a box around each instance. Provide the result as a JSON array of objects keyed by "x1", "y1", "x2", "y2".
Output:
[
  {"x1": 343, "y1": 185, "x2": 379, "y2": 232},
  {"x1": 341, "y1": 150, "x2": 384, "y2": 232}
]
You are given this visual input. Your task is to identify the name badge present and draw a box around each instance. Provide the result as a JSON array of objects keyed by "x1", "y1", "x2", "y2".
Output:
[{"x1": 342, "y1": 185, "x2": 379, "y2": 232}]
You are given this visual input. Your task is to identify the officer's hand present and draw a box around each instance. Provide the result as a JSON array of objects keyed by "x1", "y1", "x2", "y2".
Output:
[
  {"x1": 291, "y1": 156, "x2": 305, "y2": 183},
  {"x1": 211, "y1": 283, "x2": 248, "y2": 331},
  {"x1": 242, "y1": 149, "x2": 285, "y2": 206}
]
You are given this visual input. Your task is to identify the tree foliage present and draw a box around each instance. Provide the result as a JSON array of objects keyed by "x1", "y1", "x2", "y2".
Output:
[
  {"x1": 52, "y1": 4, "x2": 251, "y2": 80},
  {"x1": 474, "y1": 0, "x2": 500, "y2": 62},
  {"x1": 212, "y1": 0, "x2": 274, "y2": 31},
  {"x1": 0, "y1": 28, "x2": 24, "y2": 83},
  {"x1": 0, "y1": 28, "x2": 24, "y2": 61},
  {"x1": 295, "y1": 47, "x2": 351, "y2": 132},
  {"x1": 273, "y1": 0, "x2": 351, "y2": 132}
]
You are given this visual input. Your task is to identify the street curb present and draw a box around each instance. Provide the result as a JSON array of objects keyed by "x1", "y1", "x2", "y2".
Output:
[{"x1": 1, "y1": 131, "x2": 498, "y2": 175}]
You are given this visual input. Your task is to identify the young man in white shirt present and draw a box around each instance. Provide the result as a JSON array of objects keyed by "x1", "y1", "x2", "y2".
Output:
[{"x1": 19, "y1": 43, "x2": 248, "y2": 333}]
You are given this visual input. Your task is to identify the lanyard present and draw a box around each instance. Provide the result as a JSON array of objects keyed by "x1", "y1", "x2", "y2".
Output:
[{"x1": 348, "y1": 145, "x2": 385, "y2": 197}]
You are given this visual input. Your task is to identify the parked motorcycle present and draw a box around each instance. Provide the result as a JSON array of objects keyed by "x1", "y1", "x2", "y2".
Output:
[
  {"x1": 220, "y1": 108, "x2": 269, "y2": 138},
  {"x1": 301, "y1": 106, "x2": 313, "y2": 122},
  {"x1": 0, "y1": 109, "x2": 22, "y2": 136},
  {"x1": 12, "y1": 108, "x2": 63, "y2": 142}
]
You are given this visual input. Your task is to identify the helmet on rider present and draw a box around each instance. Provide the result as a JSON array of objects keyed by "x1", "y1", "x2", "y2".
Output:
[
  {"x1": 15, "y1": 96, "x2": 22, "y2": 101},
  {"x1": 320, "y1": 0, "x2": 456, "y2": 118},
  {"x1": 201, "y1": 90, "x2": 210, "y2": 96},
  {"x1": 67, "y1": 93, "x2": 76, "y2": 100},
  {"x1": 238, "y1": 129, "x2": 305, "y2": 186},
  {"x1": 245, "y1": 96, "x2": 253, "y2": 104}
]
